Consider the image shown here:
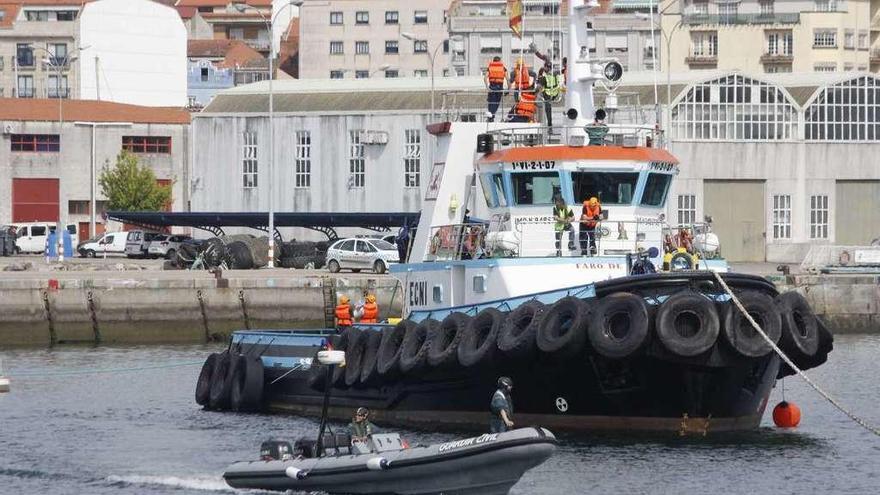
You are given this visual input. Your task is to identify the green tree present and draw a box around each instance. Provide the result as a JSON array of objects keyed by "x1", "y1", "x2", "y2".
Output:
[{"x1": 99, "y1": 150, "x2": 173, "y2": 211}]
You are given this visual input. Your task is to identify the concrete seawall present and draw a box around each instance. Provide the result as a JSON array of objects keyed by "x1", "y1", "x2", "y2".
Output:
[
  {"x1": 0, "y1": 269, "x2": 876, "y2": 347},
  {"x1": 0, "y1": 270, "x2": 402, "y2": 346}
]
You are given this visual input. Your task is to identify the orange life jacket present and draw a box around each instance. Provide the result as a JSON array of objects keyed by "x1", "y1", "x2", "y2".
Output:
[
  {"x1": 335, "y1": 303, "x2": 352, "y2": 326},
  {"x1": 512, "y1": 64, "x2": 531, "y2": 89},
  {"x1": 487, "y1": 60, "x2": 506, "y2": 85},
  {"x1": 361, "y1": 302, "x2": 378, "y2": 323},
  {"x1": 515, "y1": 91, "x2": 537, "y2": 120},
  {"x1": 583, "y1": 204, "x2": 602, "y2": 229}
]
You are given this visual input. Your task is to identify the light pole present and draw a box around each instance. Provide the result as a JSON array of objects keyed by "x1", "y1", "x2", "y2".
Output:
[
  {"x1": 401, "y1": 33, "x2": 462, "y2": 123},
  {"x1": 234, "y1": 0, "x2": 302, "y2": 268},
  {"x1": 33, "y1": 44, "x2": 88, "y2": 262}
]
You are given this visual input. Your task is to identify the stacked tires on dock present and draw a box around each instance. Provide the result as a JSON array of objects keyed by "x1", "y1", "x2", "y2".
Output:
[{"x1": 195, "y1": 350, "x2": 265, "y2": 411}]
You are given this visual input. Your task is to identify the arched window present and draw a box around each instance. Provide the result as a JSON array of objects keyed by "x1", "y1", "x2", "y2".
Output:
[
  {"x1": 671, "y1": 74, "x2": 798, "y2": 141},
  {"x1": 805, "y1": 76, "x2": 880, "y2": 141}
]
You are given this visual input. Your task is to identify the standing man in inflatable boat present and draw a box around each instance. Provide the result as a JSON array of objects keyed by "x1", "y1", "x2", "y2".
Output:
[{"x1": 490, "y1": 377, "x2": 515, "y2": 433}]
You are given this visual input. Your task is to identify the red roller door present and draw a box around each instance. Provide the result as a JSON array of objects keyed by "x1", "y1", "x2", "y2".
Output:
[{"x1": 12, "y1": 178, "x2": 59, "y2": 222}]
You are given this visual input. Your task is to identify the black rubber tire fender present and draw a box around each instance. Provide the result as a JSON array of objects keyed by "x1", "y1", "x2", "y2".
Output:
[
  {"x1": 332, "y1": 328, "x2": 362, "y2": 387},
  {"x1": 208, "y1": 351, "x2": 234, "y2": 409},
  {"x1": 497, "y1": 301, "x2": 546, "y2": 358},
  {"x1": 239, "y1": 354, "x2": 265, "y2": 410},
  {"x1": 427, "y1": 312, "x2": 471, "y2": 368},
  {"x1": 655, "y1": 291, "x2": 721, "y2": 357},
  {"x1": 776, "y1": 291, "x2": 819, "y2": 358},
  {"x1": 457, "y1": 308, "x2": 506, "y2": 367},
  {"x1": 377, "y1": 320, "x2": 414, "y2": 376},
  {"x1": 359, "y1": 330, "x2": 383, "y2": 385},
  {"x1": 229, "y1": 356, "x2": 247, "y2": 411},
  {"x1": 722, "y1": 291, "x2": 783, "y2": 358},
  {"x1": 588, "y1": 292, "x2": 651, "y2": 359},
  {"x1": 195, "y1": 353, "x2": 218, "y2": 406},
  {"x1": 345, "y1": 328, "x2": 369, "y2": 387},
  {"x1": 536, "y1": 296, "x2": 590, "y2": 358},
  {"x1": 399, "y1": 319, "x2": 438, "y2": 374}
]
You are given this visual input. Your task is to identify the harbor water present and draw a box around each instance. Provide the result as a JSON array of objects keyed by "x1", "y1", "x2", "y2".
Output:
[{"x1": 1, "y1": 335, "x2": 879, "y2": 495}]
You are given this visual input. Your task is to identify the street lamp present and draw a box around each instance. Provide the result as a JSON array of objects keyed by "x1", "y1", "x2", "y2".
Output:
[
  {"x1": 32, "y1": 44, "x2": 89, "y2": 262},
  {"x1": 233, "y1": 0, "x2": 303, "y2": 268},
  {"x1": 401, "y1": 32, "x2": 462, "y2": 123}
]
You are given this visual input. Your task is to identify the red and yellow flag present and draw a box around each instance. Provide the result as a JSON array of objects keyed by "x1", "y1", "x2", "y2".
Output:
[{"x1": 507, "y1": 0, "x2": 523, "y2": 39}]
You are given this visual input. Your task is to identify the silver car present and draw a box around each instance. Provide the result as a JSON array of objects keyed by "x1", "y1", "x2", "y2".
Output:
[
  {"x1": 326, "y1": 238, "x2": 399, "y2": 274},
  {"x1": 146, "y1": 234, "x2": 190, "y2": 259}
]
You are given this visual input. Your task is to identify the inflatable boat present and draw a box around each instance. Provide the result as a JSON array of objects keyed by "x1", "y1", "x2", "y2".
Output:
[{"x1": 223, "y1": 427, "x2": 556, "y2": 494}]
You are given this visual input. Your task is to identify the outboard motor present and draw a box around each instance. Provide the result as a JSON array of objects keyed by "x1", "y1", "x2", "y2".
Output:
[{"x1": 260, "y1": 440, "x2": 294, "y2": 461}]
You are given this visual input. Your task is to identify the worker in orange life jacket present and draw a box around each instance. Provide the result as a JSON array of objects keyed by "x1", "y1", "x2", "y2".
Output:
[
  {"x1": 509, "y1": 58, "x2": 535, "y2": 102},
  {"x1": 360, "y1": 294, "x2": 379, "y2": 324},
  {"x1": 508, "y1": 83, "x2": 538, "y2": 123},
  {"x1": 485, "y1": 56, "x2": 508, "y2": 122},
  {"x1": 335, "y1": 295, "x2": 352, "y2": 330},
  {"x1": 580, "y1": 197, "x2": 603, "y2": 256}
]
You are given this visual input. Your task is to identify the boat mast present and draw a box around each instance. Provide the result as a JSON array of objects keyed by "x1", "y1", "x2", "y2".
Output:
[{"x1": 564, "y1": 0, "x2": 600, "y2": 139}]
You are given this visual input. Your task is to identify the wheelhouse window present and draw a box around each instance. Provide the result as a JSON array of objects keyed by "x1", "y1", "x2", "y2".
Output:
[
  {"x1": 511, "y1": 172, "x2": 560, "y2": 205},
  {"x1": 641, "y1": 173, "x2": 672, "y2": 207},
  {"x1": 571, "y1": 172, "x2": 638, "y2": 205},
  {"x1": 11, "y1": 134, "x2": 59, "y2": 152},
  {"x1": 122, "y1": 136, "x2": 171, "y2": 154}
]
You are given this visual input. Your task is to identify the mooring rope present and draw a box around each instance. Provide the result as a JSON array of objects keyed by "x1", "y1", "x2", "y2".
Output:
[
  {"x1": 712, "y1": 271, "x2": 880, "y2": 437},
  {"x1": 7, "y1": 360, "x2": 203, "y2": 377}
]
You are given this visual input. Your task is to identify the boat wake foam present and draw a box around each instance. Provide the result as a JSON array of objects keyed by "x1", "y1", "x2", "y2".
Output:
[{"x1": 105, "y1": 474, "x2": 238, "y2": 492}]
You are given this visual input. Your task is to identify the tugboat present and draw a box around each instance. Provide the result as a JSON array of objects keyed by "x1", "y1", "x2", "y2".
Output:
[{"x1": 195, "y1": 0, "x2": 833, "y2": 433}]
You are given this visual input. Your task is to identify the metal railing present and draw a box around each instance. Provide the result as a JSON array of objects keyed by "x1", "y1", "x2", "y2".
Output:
[
  {"x1": 682, "y1": 13, "x2": 800, "y2": 26},
  {"x1": 481, "y1": 123, "x2": 664, "y2": 151}
]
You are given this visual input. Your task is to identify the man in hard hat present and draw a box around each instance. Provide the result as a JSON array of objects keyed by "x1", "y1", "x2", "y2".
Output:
[
  {"x1": 553, "y1": 195, "x2": 576, "y2": 256},
  {"x1": 489, "y1": 377, "x2": 514, "y2": 433},
  {"x1": 507, "y1": 82, "x2": 538, "y2": 123},
  {"x1": 335, "y1": 295, "x2": 352, "y2": 331},
  {"x1": 509, "y1": 57, "x2": 534, "y2": 102},
  {"x1": 360, "y1": 294, "x2": 379, "y2": 324},
  {"x1": 349, "y1": 407, "x2": 376, "y2": 443},
  {"x1": 484, "y1": 56, "x2": 508, "y2": 122},
  {"x1": 580, "y1": 197, "x2": 603, "y2": 256}
]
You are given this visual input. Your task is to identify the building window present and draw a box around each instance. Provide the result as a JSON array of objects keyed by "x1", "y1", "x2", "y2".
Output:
[
  {"x1": 414, "y1": 10, "x2": 428, "y2": 24},
  {"x1": 759, "y1": 0, "x2": 774, "y2": 15},
  {"x1": 814, "y1": 0, "x2": 837, "y2": 12},
  {"x1": 810, "y1": 195, "x2": 829, "y2": 239},
  {"x1": 766, "y1": 31, "x2": 793, "y2": 56},
  {"x1": 200, "y1": 67, "x2": 209, "y2": 82},
  {"x1": 813, "y1": 29, "x2": 837, "y2": 48},
  {"x1": 56, "y1": 10, "x2": 77, "y2": 21},
  {"x1": 355, "y1": 11, "x2": 369, "y2": 24},
  {"x1": 479, "y1": 35, "x2": 502, "y2": 54},
  {"x1": 844, "y1": 30, "x2": 854, "y2": 49},
  {"x1": 385, "y1": 11, "x2": 399, "y2": 24},
  {"x1": 330, "y1": 41, "x2": 343, "y2": 54},
  {"x1": 355, "y1": 70, "x2": 369, "y2": 78},
  {"x1": 671, "y1": 74, "x2": 798, "y2": 140},
  {"x1": 413, "y1": 69, "x2": 428, "y2": 78},
  {"x1": 48, "y1": 43, "x2": 67, "y2": 65},
  {"x1": 772, "y1": 194, "x2": 791, "y2": 240},
  {"x1": 692, "y1": 1, "x2": 708, "y2": 15},
  {"x1": 858, "y1": 32, "x2": 868, "y2": 50},
  {"x1": 68, "y1": 200, "x2": 108, "y2": 215},
  {"x1": 17, "y1": 75, "x2": 34, "y2": 98},
  {"x1": 294, "y1": 131, "x2": 310, "y2": 189},
  {"x1": 385, "y1": 69, "x2": 399, "y2": 78},
  {"x1": 385, "y1": 40, "x2": 399, "y2": 54},
  {"x1": 404, "y1": 129, "x2": 421, "y2": 188},
  {"x1": 355, "y1": 41, "x2": 369, "y2": 54},
  {"x1": 16, "y1": 43, "x2": 34, "y2": 67},
  {"x1": 349, "y1": 131, "x2": 365, "y2": 189},
  {"x1": 691, "y1": 32, "x2": 717, "y2": 57},
  {"x1": 605, "y1": 34, "x2": 628, "y2": 54},
  {"x1": 814, "y1": 63, "x2": 836, "y2": 72},
  {"x1": 11, "y1": 134, "x2": 59, "y2": 152},
  {"x1": 122, "y1": 136, "x2": 171, "y2": 154},
  {"x1": 718, "y1": 3, "x2": 738, "y2": 22},
  {"x1": 242, "y1": 132, "x2": 258, "y2": 189},
  {"x1": 330, "y1": 11, "x2": 343, "y2": 25},
  {"x1": 47, "y1": 75, "x2": 69, "y2": 98},
  {"x1": 805, "y1": 76, "x2": 880, "y2": 141},
  {"x1": 330, "y1": 70, "x2": 344, "y2": 79},
  {"x1": 414, "y1": 40, "x2": 428, "y2": 53},
  {"x1": 677, "y1": 195, "x2": 696, "y2": 225},
  {"x1": 26, "y1": 10, "x2": 49, "y2": 21}
]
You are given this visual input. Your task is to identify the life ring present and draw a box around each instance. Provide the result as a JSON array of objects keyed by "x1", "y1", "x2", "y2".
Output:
[
  {"x1": 230, "y1": 354, "x2": 265, "y2": 411},
  {"x1": 358, "y1": 331, "x2": 383, "y2": 385},
  {"x1": 721, "y1": 291, "x2": 782, "y2": 358},
  {"x1": 344, "y1": 329, "x2": 369, "y2": 387},
  {"x1": 195, "y1": 352, "x2": 219, "y2": 406},
  {"x1": 457, "y1": 308, "x2": 506, "y2": 367},
  {"x1": 427, "y1": 312, "x2": 471, "y2": 368},
  {"x1": 587, "y1": 292, "x2": 650, "y2": 359},
  {"x1": 664, "y1": 250, "x2": 696, "y2": 271},
  {"x1": 776, "y1": 292, "x2": 819, "y2": 359},
  {"x1": 331, "y1": 328, "x2": 361, "y2": 387},
  {"x1": 208, "y1": 351, "x2": 234, "y2": 409},
  {"x1": 399, "y1": 319, "x2": 438, "y2": 374},
  {"x1": 655, "y1": 291, "x2": 720, "y2": 357},
  {"x1": 838, "y1": 250, "x2": 851, "y2": 266},
  {"x1": 497, "y1": 301, "x2": 546, "y2": 358},
  {"x1": 536, "y1": 296, "x2": 590, "y2": 358},
  {"x1": 377, "y1": 320, "x2": 413, "y2": 376}
]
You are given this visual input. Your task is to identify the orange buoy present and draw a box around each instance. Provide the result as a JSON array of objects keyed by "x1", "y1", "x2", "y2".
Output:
[{"x1": 772, "y1": 400, "x2": 802, "y2": 428}]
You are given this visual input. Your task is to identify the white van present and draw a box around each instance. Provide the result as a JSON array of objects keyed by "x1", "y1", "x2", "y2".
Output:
[
  {"x1": 77, "y1": 232, "x2": 127, "y2": 258},
  {"x1": 14, "y1": 223, "x2": 78, "y2": 254}
]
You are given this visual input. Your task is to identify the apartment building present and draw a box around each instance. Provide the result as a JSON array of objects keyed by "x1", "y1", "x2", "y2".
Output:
[
  {"x1": 0, "y1": 1, "x2": 85, "y2": 100},
  {"x1": 661, "y1": 0, "x2": 874, "y2": 74},
  {"x1": 447, "y1": 0, "x2": 659, "y2": 77},
  {"x1": 298, "y1": 0, "x2": 449, "y2": 79},
  {"x1": 177, "y1": 0, "x2": 274, "y2": 55},
  {"x1": 187, "y1": 39, "x2": 270, "y2": 108}
]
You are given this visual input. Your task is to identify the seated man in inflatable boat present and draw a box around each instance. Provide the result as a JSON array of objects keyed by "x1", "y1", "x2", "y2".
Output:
[{"x1": 349, "y1": 407, "x2": 377, "y2": 444}]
